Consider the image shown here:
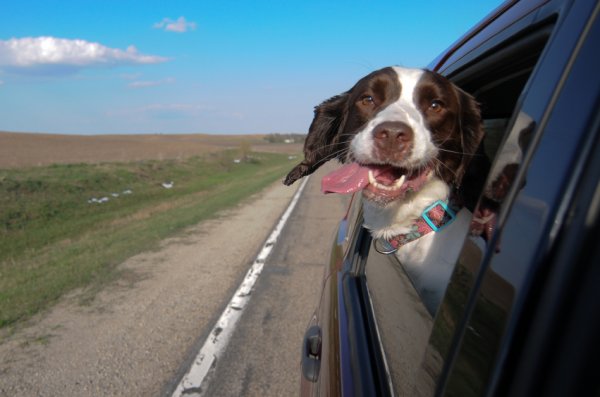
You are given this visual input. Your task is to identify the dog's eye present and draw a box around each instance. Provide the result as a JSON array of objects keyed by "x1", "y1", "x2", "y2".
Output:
[
  {"x1": 360, "y1": 95, "x2": 375, "y2": 106},
  {"x1": 430, "y1": 99, "x2": 444, "y2": 112}
]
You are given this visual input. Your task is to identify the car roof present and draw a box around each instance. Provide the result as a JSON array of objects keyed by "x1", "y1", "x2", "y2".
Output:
[{"x1": 430, "y1": 0, "x2": 551, "y2": 73}]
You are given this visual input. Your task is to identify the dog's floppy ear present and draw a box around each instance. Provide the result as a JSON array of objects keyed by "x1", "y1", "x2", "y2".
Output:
[
  {"x1": 454, "y1": 87, "x2": 484, "y2": 187},
  {"x1": 284, "y1": 93, "x2": 349, "y2": 185}
]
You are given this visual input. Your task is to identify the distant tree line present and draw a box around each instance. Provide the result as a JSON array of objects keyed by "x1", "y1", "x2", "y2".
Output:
[{"x1": 263, "y1": 133, "x2": 306, "y2": 143}]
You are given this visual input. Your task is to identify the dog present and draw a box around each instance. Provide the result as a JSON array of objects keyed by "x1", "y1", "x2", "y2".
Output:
[{"x1": 284, "y1": 66, "x2": 483, "y2": 312}]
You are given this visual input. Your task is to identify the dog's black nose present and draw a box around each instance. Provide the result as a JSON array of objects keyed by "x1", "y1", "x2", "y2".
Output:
[{"x1": 372, "y1": 121, "x2": 413, "y2": 149}]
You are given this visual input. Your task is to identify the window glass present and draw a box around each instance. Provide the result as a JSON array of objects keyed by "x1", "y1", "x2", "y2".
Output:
[{"x1": 365, "y1": 243, "x2": 434, "y2": 395}]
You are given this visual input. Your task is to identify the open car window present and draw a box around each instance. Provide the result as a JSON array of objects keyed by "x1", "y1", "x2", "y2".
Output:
[{"x1": 361, "y1": 21, "x2": 556, "y2": 396}]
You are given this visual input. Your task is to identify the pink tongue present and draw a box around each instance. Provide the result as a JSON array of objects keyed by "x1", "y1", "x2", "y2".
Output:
[{"x1": 321, "y1": 163, "x2": 371, "y2": 194}]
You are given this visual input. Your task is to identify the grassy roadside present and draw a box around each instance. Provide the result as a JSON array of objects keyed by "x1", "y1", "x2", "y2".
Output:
[{"x1": 0, "y1": 150, "x2": 296, "y2": 328}]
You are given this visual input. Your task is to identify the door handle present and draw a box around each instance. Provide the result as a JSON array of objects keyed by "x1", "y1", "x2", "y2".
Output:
[{"x1": 302, "y1": 325, "x2": 322, "y2": 382}]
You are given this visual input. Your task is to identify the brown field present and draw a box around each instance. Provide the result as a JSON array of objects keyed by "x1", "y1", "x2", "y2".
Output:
[{"x1": 0, "y1": 131, "x2": 303, "y2": 168}]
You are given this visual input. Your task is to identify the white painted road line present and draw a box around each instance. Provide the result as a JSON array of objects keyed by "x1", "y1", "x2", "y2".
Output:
[{"x1": 171, "y1": 177, "x2": 310, "y2": 397}]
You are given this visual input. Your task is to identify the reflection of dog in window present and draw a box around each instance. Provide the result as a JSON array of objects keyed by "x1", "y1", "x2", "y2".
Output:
[
  {"x1": 472, "y1": 112, "x2": 535, "y2": 246},
  {"x1": 285, "y1": 66, "x2": 483, "y2": 312}
]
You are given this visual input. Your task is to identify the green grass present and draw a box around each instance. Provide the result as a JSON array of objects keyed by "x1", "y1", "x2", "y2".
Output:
[{"x1": 0, "y1": 150, "x2": 296, "y2": 328}]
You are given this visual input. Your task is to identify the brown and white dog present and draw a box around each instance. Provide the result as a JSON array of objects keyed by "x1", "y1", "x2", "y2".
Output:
[{"x1": 284, "y1": 66, "x2": 483, "y2": 311}]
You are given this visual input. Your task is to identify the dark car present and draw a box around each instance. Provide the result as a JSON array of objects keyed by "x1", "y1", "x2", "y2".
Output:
[{"x1": 300, "y1": 0, "x2": 600, "y2": 396}]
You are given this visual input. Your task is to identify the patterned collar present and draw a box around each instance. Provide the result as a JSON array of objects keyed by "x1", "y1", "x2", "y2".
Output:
[{"x1": 374, "y1": 200, "x2": 458, "y2": 254}]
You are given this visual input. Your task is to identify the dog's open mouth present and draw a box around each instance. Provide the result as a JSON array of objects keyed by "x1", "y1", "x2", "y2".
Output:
[{"x1": 321, "y1": 162, "x2": 432, "y2": 205}]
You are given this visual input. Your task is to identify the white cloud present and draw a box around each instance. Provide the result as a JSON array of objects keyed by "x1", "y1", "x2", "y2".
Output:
[
  {"x1": 153, "y1": 16, "x2": 197, "y2": 33},
  {"x1": 128, "y1": 80, "x2": 160, "y2": 88},
  {"x1": 128, "y1": 77, "x2": 175, "y2": 88},
  {"x1": 0, "y1": 37, "x2": 168, "y2": 72}
]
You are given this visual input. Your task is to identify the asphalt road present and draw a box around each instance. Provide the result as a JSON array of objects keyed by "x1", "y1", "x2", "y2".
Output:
[{"x1": 189, "y1": 162, "x2": 348, "y2": 396}]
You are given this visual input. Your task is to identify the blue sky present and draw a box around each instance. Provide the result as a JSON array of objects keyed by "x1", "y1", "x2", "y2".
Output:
[{"x1": 0, "y1": 1, "x2": 501, "y2": 135}]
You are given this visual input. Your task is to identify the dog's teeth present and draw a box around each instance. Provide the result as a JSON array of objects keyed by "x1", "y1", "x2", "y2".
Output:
[
  {"x1": 368, "y1": 170, "x2": 376, "y2": 185},
  {"x1": 394, "y1": 175, "x2": 406, "y2": 188},
  {"x1": 368, "y1": 170, "x2": 406, "y2": 192}
]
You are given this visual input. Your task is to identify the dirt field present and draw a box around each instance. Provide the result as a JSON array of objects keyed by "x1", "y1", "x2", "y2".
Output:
[{"x1": 0, "y1": 131, "x2": 303, "y2": 168}]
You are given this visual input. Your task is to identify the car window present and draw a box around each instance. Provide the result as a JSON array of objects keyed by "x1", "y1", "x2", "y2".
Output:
[{"x1": 362, "y1": 22, "x2": 555, "y2": 395}]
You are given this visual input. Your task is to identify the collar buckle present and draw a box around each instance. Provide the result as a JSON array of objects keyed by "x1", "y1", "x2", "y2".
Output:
[{"x1": 422, "y1": 200, "x2": 456, "y2": 232}]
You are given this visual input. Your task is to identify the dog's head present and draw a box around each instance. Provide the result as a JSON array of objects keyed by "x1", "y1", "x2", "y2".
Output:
[{"x1": 284, "y1": 66, "x2": 483, "y2": 206}]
